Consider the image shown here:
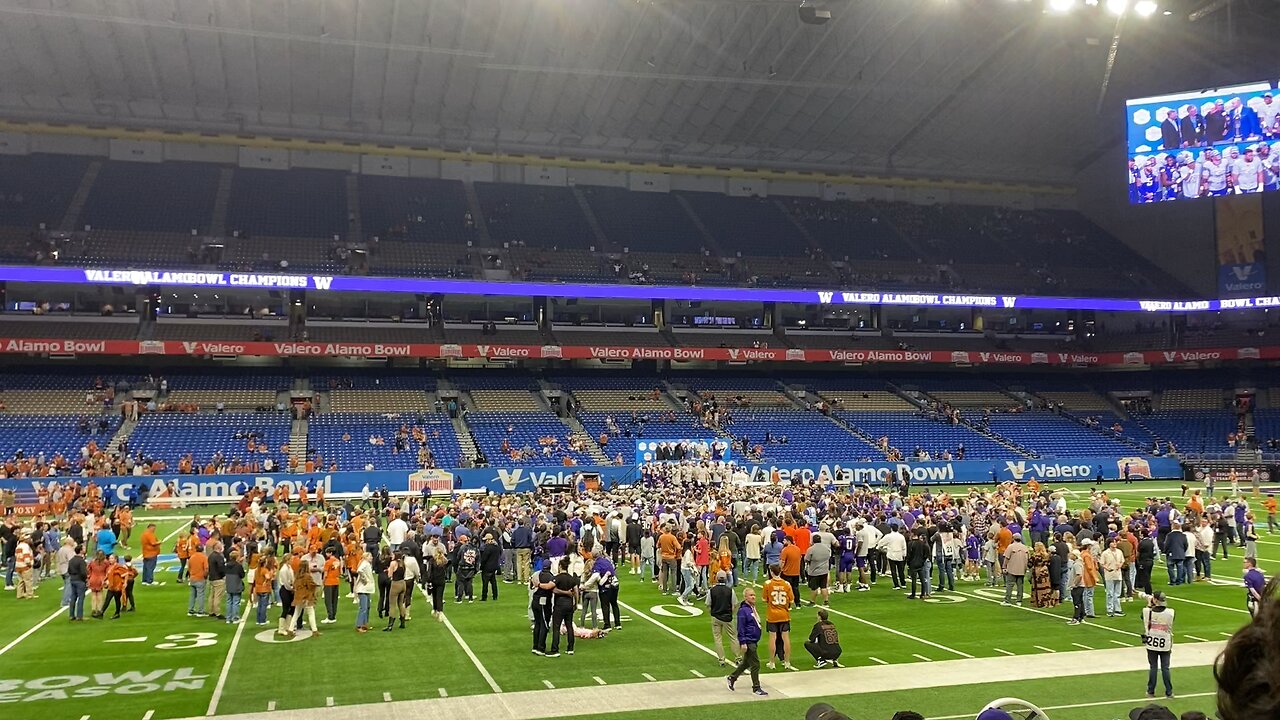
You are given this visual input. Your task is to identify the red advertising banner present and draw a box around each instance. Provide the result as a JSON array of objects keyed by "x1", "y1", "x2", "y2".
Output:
[{"x1": 0, "y1": 337, "x2": 1276, "y2": 367}]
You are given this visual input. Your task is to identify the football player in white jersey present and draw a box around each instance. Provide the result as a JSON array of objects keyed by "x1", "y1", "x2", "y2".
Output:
[
  {"x1": 1202, "y1": 149, "x2": 1230, "y2": 197},
  {"x1": 1177, "y1": 152, "x2": 1202, "y2": 200},
  {"x1": 1231, "y1": 146, "x2": 1264, "y2": 194}
]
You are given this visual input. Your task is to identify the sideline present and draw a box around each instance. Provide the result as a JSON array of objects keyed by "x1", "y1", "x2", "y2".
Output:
[{"x1": 181, "y1": 642, "x2": 1225, "y2": 720}]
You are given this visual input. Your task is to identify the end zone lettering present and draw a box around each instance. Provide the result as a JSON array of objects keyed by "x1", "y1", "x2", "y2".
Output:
[{"x1": 0, "y1": 668, "x2": 208, "y2": 703}]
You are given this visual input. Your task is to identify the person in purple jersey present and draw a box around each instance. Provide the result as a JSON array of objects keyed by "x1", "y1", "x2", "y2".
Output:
[
  {"x1": 836, "y1": 529, "x2": 856, "y2": 593},
  {"x1": 1243, "y1": 557, "x2": 1266, "y2": 617}
]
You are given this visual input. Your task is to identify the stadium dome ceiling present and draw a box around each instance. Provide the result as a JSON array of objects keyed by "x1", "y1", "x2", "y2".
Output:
[{"x1": 0, "y1": 0, "x2": 1276, "y2": 184}]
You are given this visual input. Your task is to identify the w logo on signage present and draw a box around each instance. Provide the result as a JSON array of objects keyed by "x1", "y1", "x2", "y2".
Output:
[
  {"x1": 818, "y1": 292, "x2": 834, "y2": 304},
  {"x1": 1001, "y1": 296, "x2": 1017, "y2": 308},
  {"x1": 1231, "y1": 265, "x2": 1256, "y2": 281},
  {"x1": 312, "y1": 276, "x2": 334, "y2": 290}
]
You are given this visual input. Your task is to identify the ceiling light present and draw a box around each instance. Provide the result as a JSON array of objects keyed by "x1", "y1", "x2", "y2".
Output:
[
  {"x1": 1048, "y1": 0, "x2": 1077, "y2": 13},
  {"x1": 1106, "y1": 0, "x2": 1128, "y2": 15},
  {"x1": 1134, "y1": 0, "x2": 1158, "y2": 16}
]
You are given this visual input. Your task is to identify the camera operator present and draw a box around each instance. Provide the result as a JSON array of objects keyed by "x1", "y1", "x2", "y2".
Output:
[{"x1": 1140, "y1": 590, "x2": 1175, "y2": 699}]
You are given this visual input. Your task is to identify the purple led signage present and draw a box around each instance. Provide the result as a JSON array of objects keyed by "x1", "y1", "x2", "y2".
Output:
[{"x1": 0, "y1": 265, "x2": 1269, "y2": 313}]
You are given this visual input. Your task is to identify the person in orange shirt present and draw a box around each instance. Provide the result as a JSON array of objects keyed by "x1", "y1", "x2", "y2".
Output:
[
  {"x1": 1264, "y1": 494, "x2": 1278, "y2": 534},
  {"x1": 186, "y1": 547, "x2": 209, "y2": 616},
  {"x1": 298, "y1": 484, "x2": 309, "y2": 509},
  {"x1": 762, "y1": 564, "x2": 795, "y2": 670},
  {"x1": 117, "y1": 506, "x2": 134, "y2": 549},
  {"x1": 140, "y1": 523, "x2": 163, "y2": 586},
  {"x1": 174, "y1": 531, "x2": 192, "y2": 583},
  {"x1": 104, "y1": 557, "x2": 130, "y2": 618},
  {"x1": 253, "y1": 555, "x2": 276, "y2": 626},
  {"x1": 321, "y1": 548, "x2": 342, "y2": 624},
  {"x1": 995, "y1": 519, "x2": 1014, "y2": 574},
  {"x1": 344, "y1": 536, "x2": 363, "y2": 597},
  {"x1": 779, "y1": 536, "x2": 804, "y2": 606}
]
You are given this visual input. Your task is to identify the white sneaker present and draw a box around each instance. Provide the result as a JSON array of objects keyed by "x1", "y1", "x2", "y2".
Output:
[
  {"x1": 766, "y1": 661, "x2": 776, "y2": 670},
  {"x1": 345, "y1": 593, "x2": 355, "y2": 599}
]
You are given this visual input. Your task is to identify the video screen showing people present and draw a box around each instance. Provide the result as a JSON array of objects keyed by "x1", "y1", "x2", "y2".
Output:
[{"x1": 1126, "y1": 80, "x2": 1280, "y2": 204}]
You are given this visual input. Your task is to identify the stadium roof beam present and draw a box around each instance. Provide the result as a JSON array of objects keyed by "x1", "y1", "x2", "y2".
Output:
[{"x1": 885, "y1": 22, "x2": 1028, "y2": 165}]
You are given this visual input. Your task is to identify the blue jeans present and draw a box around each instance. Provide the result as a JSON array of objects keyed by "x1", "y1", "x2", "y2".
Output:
[
  {"x1": 1147, "y1": 650, "x2": 1172, "y2": 697},
  {"x1": 4, "y1": 556, "x2": 13, "y2": 587},
  {"x1": 1105, "y1": 578, "x2": 1122, "y2": 614},
  {"x1": 142, "y1": 557, "x2": 157, "y2": 584},
  {"x1": 69, "y1": 579, "x2": 87, "y2": 619},
  {"x1": 1166, "y1": 555, "x2": 1178, "y2": 584},
  {"x1": 679, "y1": 568, "x2": 696, "y2": 602},
  {"x1": 1196, "y1": 551, "x2": 1212, "y2": 579},
  {"x1": 745, "y1": 558, "x2": 760, "y2": 584},
  {"x1": 188, "y1": 580, "x2": 207, "y2": 614},
  {"x1": 1083, "y1": 586, "x2": 1095, "y2": 616},
  {"x1": 226, "y1": 593, "x2": 242, "y2": 623},
  {"x1": 1181, "y1": 558, "x2": 1194, "y2": 584},
  {"x1": 61, "y1": 574, "x2": 72, "y2": 607},
  {"x1": 356, "y1": 594, "x2": 371, "y2": 627},
  {"x1": 921, "y1": 560, "x2": 932, "y2": 597},
  {"x1": 256, "y1": 592, "x2": 271, "y2": 624},
  {"x1": 935, "y1": 558, "x2": 955, "y2": 590}
]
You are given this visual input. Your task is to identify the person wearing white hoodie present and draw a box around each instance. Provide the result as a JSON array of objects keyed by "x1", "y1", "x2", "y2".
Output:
[{"x1": 876, "y1": 527, "x2": 907, "y2": 590}]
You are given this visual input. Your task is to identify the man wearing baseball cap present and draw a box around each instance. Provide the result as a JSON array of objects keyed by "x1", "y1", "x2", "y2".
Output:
[{"x1": 1141, "y1": 590, "x2": 1175, "y2": 699}]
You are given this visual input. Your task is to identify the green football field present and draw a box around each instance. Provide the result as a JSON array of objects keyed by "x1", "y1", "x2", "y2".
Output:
[{"x1": 0, "y1": 482, "x2": 1262, "y2": 719}]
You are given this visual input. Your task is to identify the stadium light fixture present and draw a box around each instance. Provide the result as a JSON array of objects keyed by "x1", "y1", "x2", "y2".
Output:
[
  {"x1": 1048, "y1": 0, "x2": 1077, "y2": 13},
  {"x1": 1106, "y1": 0, "x2": 1129, "y2": 14},
  {"x1": 1134, "y1": 0, "x2": 1158, "y2": 15}
]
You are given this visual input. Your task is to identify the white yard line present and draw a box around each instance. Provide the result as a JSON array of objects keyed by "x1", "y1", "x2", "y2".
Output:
[
  {"x1": 383, "y1": 692, "x2": 393, "y2": 702},
  {"x1": 541, "y1": 680, "x2": 555, "y2": 690},
  {"x1": 1071, "y1": 643, "x2": 1094, "y2": 650},
  {"x1": 821, "y1": 604, "x2": 975, "y2": 658},
  {"x1": 325, "y1": 697, "x2": 334, "y2": 707},
  {"x1": 266, "y1": 702, "x2": 276, "y2": 712},
  {"x1": 204, "y1": 609, "x2": 250, "y2": 715},
  {"x1": 1110, "y1": 640, "x2": 1132, "y2": 646},
  {"x1": 143, "y1": 711, "x2": 154, "y2": 720},
  {"x1": 689, "y1": 669, "x2": 705, "y2": 677},
  {"x1": 617, "y1": 600, "x2": 719, "y2": 657},
  {"x1": 992, "y1": 648, "x2": 1016, "y2": 656},
  {"x1": 1186, "y1": 635, "x2": 1210, "y2": 642},
  {"x1": 1164, "y1": 593, "x2": 1251, "y2": 615},
  {"x1": 416, "y1": 585, "x2": 503, "y2": 693},
  {"x1": 642, "y1": 672, "x2": 657, "y2": 682},
  {"x1": 955, "y1": 590, "x2": 1142, "y2": 637},
  {"x1": 1219, "y1": 631, "x2": 1234, "y2": 637},
  {"x1": 868, "y1": 656, "x2": 888, "y2": 665},
  {"x1": 0, "y1": 606, "x2": 67, "y2": 657},
  {"x1": 437, "y1": 688, "x2": 448, "y2": 698},
  {"x1": 911, "y1": 653, "x2": 932, "y2": 662},
  {"x1": 592, "y1": 676, "x2": 607, "y2": 685},
  {"x1": 1034, "y1": 645, "x2": 1057, "y2": 653},
  {"x1": 742, "y1": 578, "x2": 972, "y2": 658}
]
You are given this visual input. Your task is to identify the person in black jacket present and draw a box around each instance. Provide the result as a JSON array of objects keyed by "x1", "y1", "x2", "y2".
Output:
[
  {"x1": 708, "y1": 571, "x2": 738, "y2": 666},
  {"x1": 479, "y1": 534, "x2": 501, "y2": 601},
  {"x1": 625, "y1": 516, "x2": 642, "y2": 575},
  {"x1": 66, "y1": 545, "x2": 88, "y2": 621},
  {"x1": 455, "y1": 536, "x2": 479, "y2": 603},
  {"x1": 906, "y1": 530, "x2": 929, "y2": 600},
  {"x1": 1135, "y1": 527, "x2": 1156, "y2": 595},
  {"x1": 362, "y1": 520, "x2": 382, "y2": 558},
  {"x1": 804, "y1": 608, "x2": 843, "y2": 668}
]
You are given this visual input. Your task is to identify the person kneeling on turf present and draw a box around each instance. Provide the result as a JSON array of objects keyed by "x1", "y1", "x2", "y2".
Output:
[{"x1": 804, "y1": 608, "x2": 842, "y2": 668}]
